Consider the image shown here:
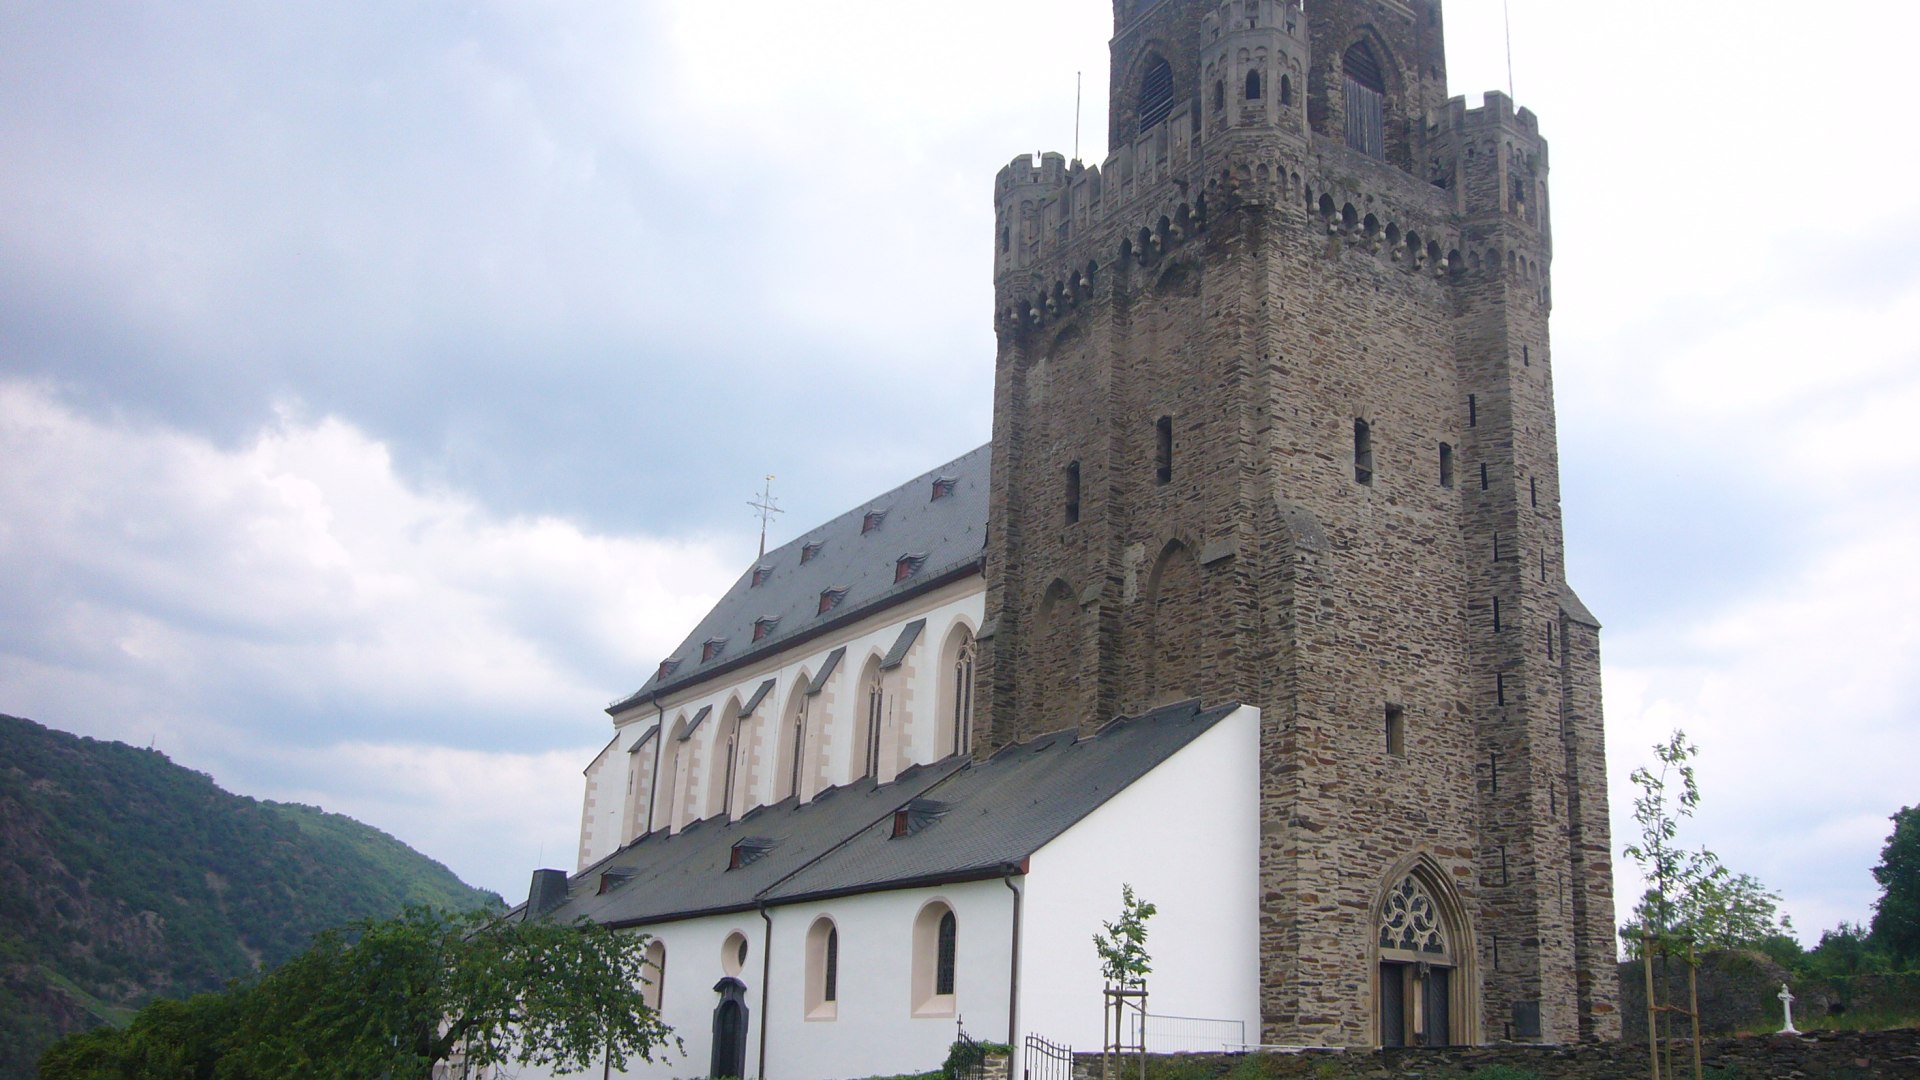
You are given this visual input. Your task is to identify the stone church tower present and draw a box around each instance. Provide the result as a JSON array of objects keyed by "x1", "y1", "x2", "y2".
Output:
[{"x1": 974, "y1": 0, "x2": 1619, "y2": 1048}]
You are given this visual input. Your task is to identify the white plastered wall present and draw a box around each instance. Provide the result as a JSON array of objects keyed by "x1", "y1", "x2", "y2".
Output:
[
  {"x1": 578, "y1": 578, "x2": 984, "y2": 868},
  {"x1": 1016, "y1": 704, "x2": 1262, "y2": 1057},
  {"x1": 505, "y1": 912, "x2": 765, "y2": 1080},
  {"x1": 762, "y1": 880, "x2": 1014, "y2": 1080}
]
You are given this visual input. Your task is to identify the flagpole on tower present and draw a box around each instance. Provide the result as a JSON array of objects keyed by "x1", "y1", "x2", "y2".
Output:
[{"x1": 1504, "y1": 0, "x2": 1516, "y2": 99}]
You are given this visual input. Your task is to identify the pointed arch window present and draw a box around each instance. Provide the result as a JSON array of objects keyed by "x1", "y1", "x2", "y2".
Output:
[
  {"x1": 1343, "y1": 43, "x2": 1386, "y2": 157},
  {"x1": 1137, "y1": 56, "x2": 1175, "y2": 133}
]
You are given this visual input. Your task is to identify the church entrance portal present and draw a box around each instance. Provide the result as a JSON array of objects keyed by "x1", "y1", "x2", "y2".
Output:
[
  {"x1": 710, "y1": 976, "x2": 750, "y2": 1077},
  {"x1": 1374, "y1": 865, "x2": 1473, "y2": 1047}
]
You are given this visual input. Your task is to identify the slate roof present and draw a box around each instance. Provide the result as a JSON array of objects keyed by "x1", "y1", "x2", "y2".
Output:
[
  {"x1": 611, "y1": 443, "x2": 991, "y2": 713},
  {"x1": 526, "y1": 699, "x2": 1240, "y2": 927}
]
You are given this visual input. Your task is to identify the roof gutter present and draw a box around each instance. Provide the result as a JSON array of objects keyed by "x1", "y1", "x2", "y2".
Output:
[{"x1": 609, "y1": 556, "x2": 986, "y2": 715}]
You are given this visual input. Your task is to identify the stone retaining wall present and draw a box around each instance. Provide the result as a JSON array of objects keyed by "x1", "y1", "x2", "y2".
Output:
[{"x1": 1057, "y1": 1029, "x2": 1920, "y2": 1079}]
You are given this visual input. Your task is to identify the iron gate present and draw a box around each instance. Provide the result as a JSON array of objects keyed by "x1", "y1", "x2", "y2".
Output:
[{"x1": 1023, "y1": 1033, "x2": 1073, "y2": 1080}]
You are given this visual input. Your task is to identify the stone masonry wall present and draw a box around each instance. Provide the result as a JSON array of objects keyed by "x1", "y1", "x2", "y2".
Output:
[
  {"x1": 1063, "y1": 1030, "x2": 1920, "y2": 1080},
  {"x1": 979, "y1": 0, "x2": 1616, "y2": 1051}
]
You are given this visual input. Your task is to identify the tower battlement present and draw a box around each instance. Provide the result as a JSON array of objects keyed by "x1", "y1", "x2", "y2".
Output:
[{"x1": 993, "y1": 84, "x2": 1554, "y2": 337}]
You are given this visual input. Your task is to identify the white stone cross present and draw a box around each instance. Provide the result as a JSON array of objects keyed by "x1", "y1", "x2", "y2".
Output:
[{"x1": 1778, "y1": 983, "x2": 1800, "y2": 1035}]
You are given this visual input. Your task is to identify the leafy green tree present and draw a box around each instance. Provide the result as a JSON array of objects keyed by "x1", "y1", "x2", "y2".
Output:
[
  {"x1": 1869, "y1": 805, "x2": 1920, "y2": 967},
  {"x1": 40, "y1": 908, "x2": 674, "y2": 1080},
  {"x1": 1092, "y1": 883, "x2": 1158, "y2": 990},
  {"x1": 1619, "y1": 731, "x2": 1790, "y2": 958}
]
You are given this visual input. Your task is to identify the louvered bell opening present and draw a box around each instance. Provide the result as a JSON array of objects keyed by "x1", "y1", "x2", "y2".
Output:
[
  {"x1": 1343, "y1": 43, "x2": 1386, "y2": 157},
  {"x1": 1137, "y1": 57, "x2": 1176, "y2": 133}
]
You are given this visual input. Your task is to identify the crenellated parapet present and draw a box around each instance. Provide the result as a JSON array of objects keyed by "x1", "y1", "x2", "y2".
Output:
[{"x1": 1428, "y1": 91, "x2": 1551, "y2": 246}]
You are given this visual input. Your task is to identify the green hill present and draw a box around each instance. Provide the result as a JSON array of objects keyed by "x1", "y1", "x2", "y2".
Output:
[{"x1": 0, "y1": 714, "x2": 503, "y2": 1078}]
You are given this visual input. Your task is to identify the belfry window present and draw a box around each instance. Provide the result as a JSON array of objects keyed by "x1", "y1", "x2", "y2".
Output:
[
  {"x1": 1245, "y1": 69, "x2": 1263, "y2": 100},
  {"x1": 1343, "y1": 43, "x2": 1386, "y2": 157},
  {"x1": 1138, "y1": 56, "x2": 1176, "y2": 133}
]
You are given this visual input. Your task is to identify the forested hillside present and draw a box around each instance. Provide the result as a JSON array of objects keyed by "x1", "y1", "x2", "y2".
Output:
[{"x1": 0, "y1": 714, "x2": 502, "y2": 1078}]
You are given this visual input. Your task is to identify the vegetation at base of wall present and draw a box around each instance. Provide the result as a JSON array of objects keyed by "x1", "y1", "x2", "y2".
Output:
[
  {"x1": 941, "y1": 1038, "x2": 1012, "y2": 1080},
  {"x1": 0, "y1": 713, "x2": 503, "y2": 1079}
]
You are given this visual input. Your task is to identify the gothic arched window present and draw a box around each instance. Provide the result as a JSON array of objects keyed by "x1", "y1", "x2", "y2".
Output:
[
  {"x1": 1138, "y1": 57, "x2": 1176, "y2": 133},
  {"x1": 1245, "y1": 68, "x2": 1263, "y2": 100}
]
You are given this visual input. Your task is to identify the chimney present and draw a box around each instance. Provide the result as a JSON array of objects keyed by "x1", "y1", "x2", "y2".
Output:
[{"x1": 526, "y1": 869, "x2": 570, "y2": 920}]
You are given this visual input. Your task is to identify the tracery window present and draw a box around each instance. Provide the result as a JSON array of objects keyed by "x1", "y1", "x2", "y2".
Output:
[
  {"x1": 952, "y1": 639, "x2": 976, "y2": 757},
  {"x1": 1378, "y1": 875, "x2": 1447, "y2": 956}
]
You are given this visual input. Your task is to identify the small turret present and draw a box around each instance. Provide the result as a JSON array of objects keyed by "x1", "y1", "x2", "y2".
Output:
[{"x1": 1199, "y1": 0, "x2": 1308, "y2": 140}]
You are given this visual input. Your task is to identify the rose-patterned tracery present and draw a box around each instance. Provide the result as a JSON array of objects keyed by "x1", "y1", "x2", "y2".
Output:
[{"x1": 1378, "y1": 875, "x2": 1448, "y2": 956}]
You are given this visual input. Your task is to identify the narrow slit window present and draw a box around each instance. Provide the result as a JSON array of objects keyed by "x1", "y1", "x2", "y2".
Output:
[
  {"x1": 1496, "y1": 672, "x2": 1508, "y2": 706},
  {"x1": 1480, "y1": 463, "x2": 1490, "y2": 491},
  {"x1": 1065, "y1": 460, "x2": 1082, "y2": 524},
  {"x1": 1354, "y1": 419, "x2": 1374, "y2": 485},
  {"x1": 824, "y1": 927, "x2": 839, "y2": 1002},
  {"x1": 1439, "y1": 443, "x2": 1454, "y2": 488},
  {"x1": 1468, "y1": 394, "x2": 1478, "y2": 427},
  {"x1": 1155, "y1": 416, "x2": 1173, "y2": 486},
  {"x1": 1385, "y1": 705, "x2": 1406, "y2": 756},
  {"x1": 1546, "y1": 623, "x2": 1557, "y2": 660},
  {"x1": 1492, "y1": 596, "x2": 1502, "y2": 632},
  {"x1": 1540, "y1": 551, "x2": 1548, "y2": 583},
  {"x1": 1530, "y1": 478, "x2": 1539, "y2": 508},
  {"x1": 1492, "y1": 532, "x2": 1502, "y2": 562}
]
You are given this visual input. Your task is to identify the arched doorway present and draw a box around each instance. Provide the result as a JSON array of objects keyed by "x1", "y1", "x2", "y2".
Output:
[
  {"x1": 1374, "y1": 861, "x2": 1477, "y2": 1047},
  {"x1": 710, "y1": 976, "x2": 750, "y2": 1078}
]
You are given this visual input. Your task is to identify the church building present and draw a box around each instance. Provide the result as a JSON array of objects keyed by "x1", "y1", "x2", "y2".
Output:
[{"x1": 516, "y1": 1, "x2": 1620, "y2": 1075}]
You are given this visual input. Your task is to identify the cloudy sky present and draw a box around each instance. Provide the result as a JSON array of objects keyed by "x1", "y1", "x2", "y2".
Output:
[{"x1": 2, "y1": 0, "x2": 1916, "y2": 938}]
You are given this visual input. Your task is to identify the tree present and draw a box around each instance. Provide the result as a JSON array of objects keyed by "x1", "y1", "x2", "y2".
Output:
[
  {"x1": 1869, "y1": 805, "x2": 1920, "y2": 967},
  {"x1": 1619, "y1": 730, "x2": 1790, "y2": 958},
  {"x1": 1092, "y1": 883, "x2": 1157, "y2": 990},
  {"x1": 40, "y1": 908, "x2": 675, "y2": 1080}
]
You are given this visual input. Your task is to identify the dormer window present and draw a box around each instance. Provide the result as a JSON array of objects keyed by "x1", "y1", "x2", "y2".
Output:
[
  {"x1": 702, "y1": 638, "x2": 729, "y2": 663},
  {"x1": 862, "y1": 510, "x2": 887, "y2": 535},
  {"x1": 930, "y1": 476, "x2": 957, "y2": 501},
  {"x1": 656, "y1": 658, "x2": 682, "y2": 681},
  {"x1": 892, "y1": 799, "x2": 950, "y2": 838},
  {"x1": 729, "y1": 837, "x2": 775, "y2": 870},
  {"x1": 802, "y1": 541, "x2": 824, "y2": 564},
  {"x1": 895, "y1": 553, "x2": 928, "y2": 584},
  {"x1": 1137, "y1": 56, "x2": 1175, "y2": 133},
  {"x1": 818, "y1": 587, "x2": 849, "y2": 615},
  {"x1": 753, "y1": 616, "x2": 781, "y2": 643},
  {"x1": 1343, "y1": 42, "x2": 1386, "y2": 157},
  {"x1": 751, "y1": 565, "x2": 773, "y2": 588}
]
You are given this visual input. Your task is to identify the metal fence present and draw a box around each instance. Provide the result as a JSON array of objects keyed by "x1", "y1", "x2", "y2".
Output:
[
  {"x1": 1023, "y1": 1032, "x2": 1073, "y2": 1080},
  {"x1": 1126, "y1": 1012, "x2": 1250, "y2": 1054}
]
